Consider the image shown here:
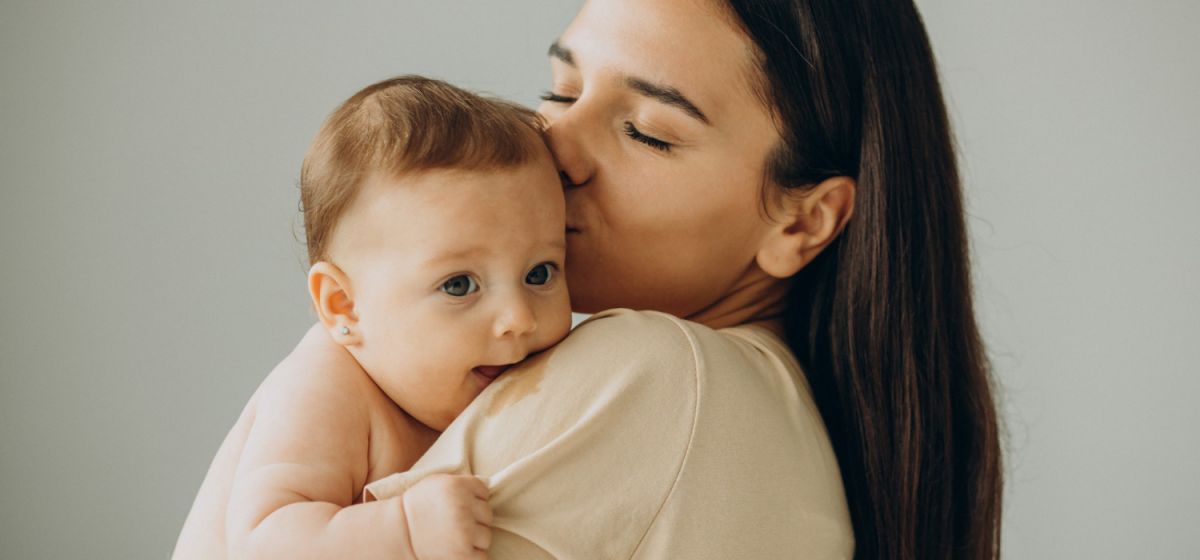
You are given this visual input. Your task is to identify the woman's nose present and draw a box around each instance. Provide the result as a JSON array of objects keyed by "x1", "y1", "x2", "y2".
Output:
[
  {"x1": 493, "y1": 295, "x2": 538, "y2": 339},
  {"x1": 542, "y1": 110, "x2": 594, "y2": 189}
]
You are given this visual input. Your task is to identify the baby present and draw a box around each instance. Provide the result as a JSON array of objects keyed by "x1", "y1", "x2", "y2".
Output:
[{"x1": 173, "y1": 76, "x2": 572, "y2": 559}]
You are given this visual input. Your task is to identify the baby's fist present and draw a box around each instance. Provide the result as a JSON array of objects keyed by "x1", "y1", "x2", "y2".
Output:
[{"x1": 403, "y1": 474, "x2": 492, "y2": 560}]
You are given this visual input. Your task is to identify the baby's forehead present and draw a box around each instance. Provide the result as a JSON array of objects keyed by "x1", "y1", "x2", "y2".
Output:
[
  {"x1": 378, "y1": 163, "x2": 560, "y2": 212},
  {"x1": 339, "y1": 163, "x2": 565, "y2": 260}
]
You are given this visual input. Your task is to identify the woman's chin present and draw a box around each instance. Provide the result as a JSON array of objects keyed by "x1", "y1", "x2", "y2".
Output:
[
  {"x1": 567, "y1": 292, "x2": 607, "y2": 314},
  {"x1": 566, "y1": 280, "x2": 625, "y2": 314}
]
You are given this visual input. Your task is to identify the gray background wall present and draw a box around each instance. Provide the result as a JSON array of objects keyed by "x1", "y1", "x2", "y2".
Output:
[{"x1": 1, "y1": 1, "x2": 1196, "y2": 558}]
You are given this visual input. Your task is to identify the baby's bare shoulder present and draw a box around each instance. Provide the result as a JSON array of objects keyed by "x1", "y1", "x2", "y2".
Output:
[
  {"x1": 258, "y1": 329, "x2": 381, "y2": 423},
  {"x1": 175, "y1": 329, "x2": 390, "y2": 558}
]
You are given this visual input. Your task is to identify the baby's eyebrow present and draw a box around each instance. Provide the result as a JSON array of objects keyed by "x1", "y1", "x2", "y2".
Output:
[{"x1": 422, "y1": 246, "x2": 487, "y2": 268}]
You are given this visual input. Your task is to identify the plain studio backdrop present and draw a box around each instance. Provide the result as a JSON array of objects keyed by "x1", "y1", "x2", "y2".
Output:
[{"x1": 1, "y1": 1, "x2": 1197, "y2": 558}]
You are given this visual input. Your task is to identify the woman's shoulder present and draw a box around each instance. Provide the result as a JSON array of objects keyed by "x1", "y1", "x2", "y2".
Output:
[
  {"x1": 567, "y1": 307, "x2": 694, "y2": 344},
  {"x1": 562, "y1": 307, "x2": 743, "y2": 354},
  {"x1": 533, "y1": 309, "x2": 693, "y2": 381},
  {"x1": 557, "y1": 308, "x2": 791, "y2": 386},
  {"x1": 486, "y1": 309, "x2": 702, "y2": 417},
  {"x1": 565, "y1": 312, "x2": 853, "y2": 557},
  {"x1": 533, "y1": 308, "x2": 818, "y2": 441}
]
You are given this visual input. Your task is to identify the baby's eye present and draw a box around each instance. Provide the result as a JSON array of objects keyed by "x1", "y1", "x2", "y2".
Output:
[
  {"x1": 525, "y1": 263, "x2": 556, "y2": 286},
  {"x1": 441, "y1": 275, "x2": 479, "y2": 297}
]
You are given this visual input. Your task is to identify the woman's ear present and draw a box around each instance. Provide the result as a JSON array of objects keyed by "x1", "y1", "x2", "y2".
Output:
[
  {"x1": 755, "y1": 176, "x2": 856, "y2": 279},
  {"x1": 307, "y1": 261, "x2": 361, "y2": 346}
]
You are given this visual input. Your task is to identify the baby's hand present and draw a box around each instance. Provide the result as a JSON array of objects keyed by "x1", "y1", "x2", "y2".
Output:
[{"x1": 403, "y1": 474, "x2": 492, "y2": 560}]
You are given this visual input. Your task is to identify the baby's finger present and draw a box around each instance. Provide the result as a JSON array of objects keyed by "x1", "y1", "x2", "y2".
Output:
[
  {"x1": 471, "y1": 496, "x2": 493, "y2": 526},
  {"x1": 458, "y1": 475, "x2": 490, "y2": 500},
  {"x1": 472, "y1": 523, "x2": 493, "y2": 550}
]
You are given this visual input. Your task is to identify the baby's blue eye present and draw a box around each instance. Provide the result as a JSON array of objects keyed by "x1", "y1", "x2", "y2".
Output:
[
  {"x1": 441, "y1": 275, "x2": 479, "y2": 297},
  {"x1": 525, "y1": 263, "x2": 555, "y2": 286}
]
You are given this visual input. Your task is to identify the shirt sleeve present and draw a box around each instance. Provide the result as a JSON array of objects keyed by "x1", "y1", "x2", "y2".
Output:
[{"x1": 363, "y1": 309, "x2": 700, "y2": 559}]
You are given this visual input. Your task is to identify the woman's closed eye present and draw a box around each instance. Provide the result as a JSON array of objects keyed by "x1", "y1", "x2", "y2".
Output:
[
  {"x1": 623, "y1": 122, "x2": 672, "y2": 152},
  {"x1": 541, "y1": 91, "x2": 673, "y2": 152}
]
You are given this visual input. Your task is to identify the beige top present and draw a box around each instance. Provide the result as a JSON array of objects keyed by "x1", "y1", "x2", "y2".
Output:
[{"x1": 365, "y1": 308, "x2": 854, "y2": 559}]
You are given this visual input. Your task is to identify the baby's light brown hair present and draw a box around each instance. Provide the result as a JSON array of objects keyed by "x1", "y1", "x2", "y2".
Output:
[{"x1": 300, "y1": 75, "x2": 549, "y2": 265}]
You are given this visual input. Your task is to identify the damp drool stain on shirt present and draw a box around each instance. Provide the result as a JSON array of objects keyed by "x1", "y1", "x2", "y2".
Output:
[{"x1": 486, "y1": 349, "x2": 550, "y2": 417}]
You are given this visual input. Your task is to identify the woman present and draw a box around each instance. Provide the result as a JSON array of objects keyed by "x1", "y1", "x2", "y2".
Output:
[{"x1": 344, "y1": 0, "x2": 1000, "y2": 558}]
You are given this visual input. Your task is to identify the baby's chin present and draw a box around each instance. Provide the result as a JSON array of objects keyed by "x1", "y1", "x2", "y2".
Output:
[{"x1": 425, "y1": 406, "x2": 463, "y2": 432}]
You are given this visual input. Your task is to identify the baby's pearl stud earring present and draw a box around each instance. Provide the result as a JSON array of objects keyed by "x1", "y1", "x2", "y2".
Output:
[{"x1": 339, "y1": 326, "x2": 350, "y2": 336}]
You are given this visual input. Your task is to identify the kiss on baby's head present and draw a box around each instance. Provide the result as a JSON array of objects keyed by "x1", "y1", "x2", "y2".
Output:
[{"x1": 300, "y1": 75, "x2": 572, "y2": 430}]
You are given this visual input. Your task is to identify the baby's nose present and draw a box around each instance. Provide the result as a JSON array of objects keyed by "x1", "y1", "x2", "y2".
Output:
[{"x1": 493, "y1": 296, "x2": 537, "y2": 339}]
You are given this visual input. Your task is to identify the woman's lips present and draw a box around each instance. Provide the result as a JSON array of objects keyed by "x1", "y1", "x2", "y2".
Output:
[{"x1": 473, "y1": 364, "x2": 512, "y2": 380}]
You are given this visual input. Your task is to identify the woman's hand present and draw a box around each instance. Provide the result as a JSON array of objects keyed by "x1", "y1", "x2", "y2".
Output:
[{"x1": 402, "y1": 474, "x2": 493, "y2": 560}]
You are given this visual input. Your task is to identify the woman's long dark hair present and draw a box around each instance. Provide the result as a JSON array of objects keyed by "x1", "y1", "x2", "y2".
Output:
[{"x1": 723, "y1": 1, "x2": 1003, "y2": 557}]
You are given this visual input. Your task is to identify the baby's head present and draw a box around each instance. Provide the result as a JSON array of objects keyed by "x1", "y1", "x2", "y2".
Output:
[{"x1": 301, "y1": 76, "x2": 571, "y2": 431}]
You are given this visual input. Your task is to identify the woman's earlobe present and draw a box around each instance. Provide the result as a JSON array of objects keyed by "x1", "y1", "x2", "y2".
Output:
[
  {"x1": 755, "y1": 176, "x2": 856, "y2": 278},
  {"x1": 756, "y1": 241, "x2": 807, "y2": 279},
  {"x1": 307, "y1": 261, "x2": 361, "y2": 345}
]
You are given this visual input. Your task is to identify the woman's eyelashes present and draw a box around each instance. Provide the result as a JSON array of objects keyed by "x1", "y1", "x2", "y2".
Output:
[
  {"x1": 623, "y1": 122, "x2": 672, "y2": 152},
  {"x1": 539, "y1": 91, "x2": 577, "y2": 104}
]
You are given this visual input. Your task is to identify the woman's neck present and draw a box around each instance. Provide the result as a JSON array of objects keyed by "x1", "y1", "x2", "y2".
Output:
[{"x1": 685, "y1": 269, "x2": 789, "y2": 335}]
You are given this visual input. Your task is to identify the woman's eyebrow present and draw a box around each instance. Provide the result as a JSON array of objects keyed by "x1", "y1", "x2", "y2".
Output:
[
  {"x1": 548, "y1": 41, "x2": 575, "y2": 66},
  {"x1": 624, "y1": 77, "x2": 710, "y2": 125},
  {"x1": 548, "y1": 41, "x2": 710, "y2": 125}
]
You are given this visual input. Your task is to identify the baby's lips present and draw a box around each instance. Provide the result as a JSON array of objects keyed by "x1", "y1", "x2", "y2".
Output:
[{"x1": 473, "y1": 364, "x2": 512, "y2": 380}]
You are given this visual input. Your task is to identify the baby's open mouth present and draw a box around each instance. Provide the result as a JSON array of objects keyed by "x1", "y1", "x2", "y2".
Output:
[{"x1": 473, "y1": 364, "x2": 513, "y2": 380}]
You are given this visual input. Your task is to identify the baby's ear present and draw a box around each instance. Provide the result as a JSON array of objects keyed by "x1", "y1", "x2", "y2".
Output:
[{"x1": 307, "y1": 261, "x2": 360, "y2": 345}]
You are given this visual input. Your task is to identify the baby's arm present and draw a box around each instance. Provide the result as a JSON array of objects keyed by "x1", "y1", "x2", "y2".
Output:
[
  {"x1": 224, "y1": 327, "x2": 490, "y2": 559},
  {"x1": 224, "y1": 341, "x2": 410, "y2": 559}
]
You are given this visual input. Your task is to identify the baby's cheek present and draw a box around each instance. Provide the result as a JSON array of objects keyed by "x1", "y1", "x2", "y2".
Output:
[
  {"x1": 544, "y1": 298, "x2": 574, "y2": 346},
  {"x1": 398, "y1": 310, "x2": 460, "y2": 353}
]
